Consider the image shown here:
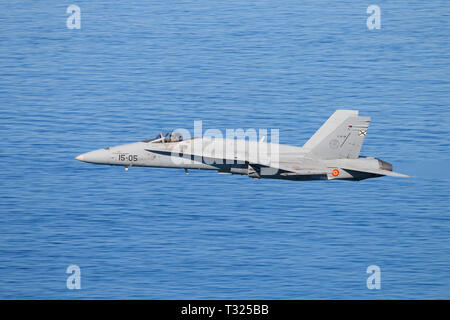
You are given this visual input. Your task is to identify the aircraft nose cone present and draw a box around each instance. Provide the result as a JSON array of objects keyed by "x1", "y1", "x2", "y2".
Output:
[{"x1": 75, "y1": 149, "x2": 111, "y2": 164}]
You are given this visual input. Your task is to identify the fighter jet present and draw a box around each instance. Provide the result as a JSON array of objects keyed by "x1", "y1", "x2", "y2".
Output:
[{"x1": 75, "y1": 110, "x2": 408, "y2": 181}]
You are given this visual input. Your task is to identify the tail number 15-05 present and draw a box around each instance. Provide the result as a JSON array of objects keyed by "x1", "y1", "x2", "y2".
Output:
[{"x1": 118, "y1": 154, "x2": 138, "y2": 162}]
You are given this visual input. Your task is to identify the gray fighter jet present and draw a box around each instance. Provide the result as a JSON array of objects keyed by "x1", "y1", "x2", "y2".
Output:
[{"x1": 75, "y1": 110, "x2": 408, "y2": 181}]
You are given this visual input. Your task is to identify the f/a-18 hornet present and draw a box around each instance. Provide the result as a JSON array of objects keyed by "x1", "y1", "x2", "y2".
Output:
[{"x1": 76, "y1": 110, "x2": 408, "y2": 181}]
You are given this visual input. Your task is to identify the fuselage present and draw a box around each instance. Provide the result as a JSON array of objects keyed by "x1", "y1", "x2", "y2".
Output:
[{"x1": 75, "y1": 137, "x2": 382, "y2": 181}]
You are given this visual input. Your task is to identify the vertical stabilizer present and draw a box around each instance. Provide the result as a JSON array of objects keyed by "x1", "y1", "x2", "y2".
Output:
[{"x1": 302, "y1": 110, "x2": 370, "y2": 159}]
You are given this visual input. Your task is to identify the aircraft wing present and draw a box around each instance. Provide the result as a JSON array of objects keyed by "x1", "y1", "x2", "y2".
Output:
[{"x1": 145, "y1": 142, "x2": 328, "y2": 176}]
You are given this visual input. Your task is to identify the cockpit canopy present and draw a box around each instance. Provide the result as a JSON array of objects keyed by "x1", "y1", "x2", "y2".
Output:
[{"x1": 142, "y1": 132, "x2": 183, "y2": 143}]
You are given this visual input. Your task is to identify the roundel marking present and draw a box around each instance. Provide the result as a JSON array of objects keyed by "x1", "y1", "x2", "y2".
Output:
[{"x1": 332, "y1": 169, "x2": 340, "y2": 177}]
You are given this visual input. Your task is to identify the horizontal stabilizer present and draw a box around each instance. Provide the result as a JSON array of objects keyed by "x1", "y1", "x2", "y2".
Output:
[{"x1": 343, "y1": 167, "x2": 409, "y2": 178}]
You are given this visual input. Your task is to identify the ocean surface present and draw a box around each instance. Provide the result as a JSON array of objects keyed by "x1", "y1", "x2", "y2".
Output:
[{"x1": 0, "y1": 1, "x2": 449, "y2": 299}]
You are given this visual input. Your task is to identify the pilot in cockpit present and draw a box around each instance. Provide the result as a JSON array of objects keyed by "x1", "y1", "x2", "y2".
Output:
[
  {"x1": 142, "y1": 132, "x2": 183, "y2": 143},
  {"x1": 168, "y1": 132, "x2": 183, "y2": 142}
]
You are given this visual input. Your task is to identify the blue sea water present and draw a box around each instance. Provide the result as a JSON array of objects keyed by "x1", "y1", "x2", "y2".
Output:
[{"x1": 0, "y1": 1, "x2": 449, "y2": 299}]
